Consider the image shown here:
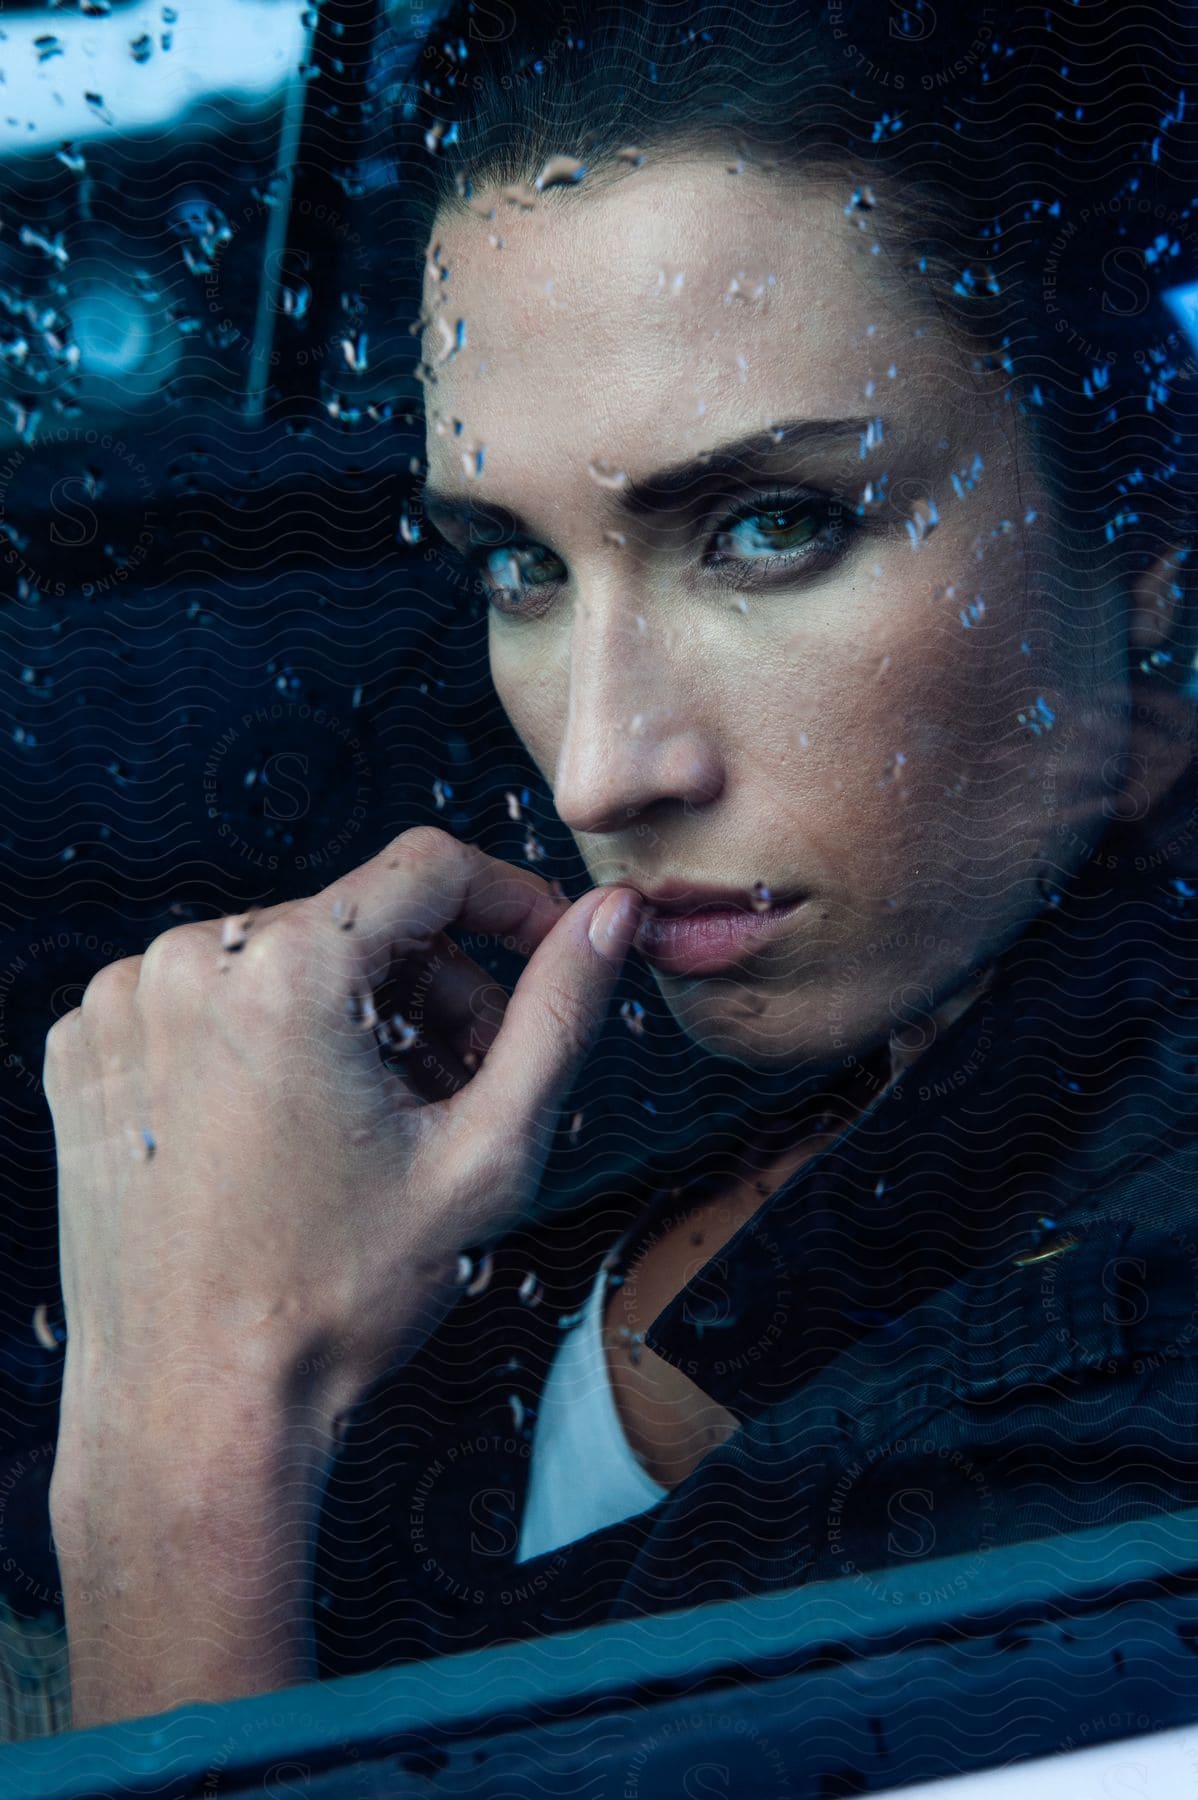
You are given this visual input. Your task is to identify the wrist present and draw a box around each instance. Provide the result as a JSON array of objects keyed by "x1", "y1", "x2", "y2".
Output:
[
  {"x1": 51, "y1": 1381, "x2": 338, "y2": 1726},
  {"x1": 53, "y1": 1358, "x2": 343, "y2": 1508}
]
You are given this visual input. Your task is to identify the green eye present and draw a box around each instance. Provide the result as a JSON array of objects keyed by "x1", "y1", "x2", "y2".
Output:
[
  {"x1": 705, "y1": 490, "x2": 855, "y2": 583},
  {"x1": 484, "y1": 543, "x2": 564, "y2": 600},
  {"x1": 715, "y1": 504, "x2": 819, "y2": 557}
]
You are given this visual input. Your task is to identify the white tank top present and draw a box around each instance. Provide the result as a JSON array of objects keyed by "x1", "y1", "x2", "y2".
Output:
[{"x1": 515, "y1": 1258, "x2": 668, "y2": 1564}]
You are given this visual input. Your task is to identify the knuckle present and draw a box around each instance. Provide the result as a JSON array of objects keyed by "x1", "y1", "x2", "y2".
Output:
[
  {"x1": 79, "y1": 955, "x2": 140, "y2": 1017},
  {"x1": 43, "y1": 957, "x2": 138, "y2": 1097},
  {"x1": 389, "y1": 824, "x2": 467, "y2": 874},
  {"x1": 139, "y1": 924, "x2": 209, "y2": 992},
  {"x1": 379, "y1": 827, "x2": 475, "y2": 930},
  {"x1": 393, "y1": 824, "x2": 452, "y2": 857},
  {"x1": 237, "y1": 915, "x2": 316, "y2": 1010},
  {"x1": 42, "y1": 1009, "x2": 81, "y2": 1079}
]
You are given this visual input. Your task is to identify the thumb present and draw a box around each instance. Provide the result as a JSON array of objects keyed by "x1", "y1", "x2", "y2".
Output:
[{"x1": 459, "y1": 885, "x2": 643, "y2": 1155}]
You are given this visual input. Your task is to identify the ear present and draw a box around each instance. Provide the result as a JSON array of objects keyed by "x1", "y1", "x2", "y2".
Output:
[{"x1": 1119, "y1": 540, "x2": 1198, "y2": 821}]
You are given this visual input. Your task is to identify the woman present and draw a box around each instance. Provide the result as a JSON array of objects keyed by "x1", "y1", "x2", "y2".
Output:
[{"x1": 40, "y1": 0, "x2": 1198, "y2": 1731}]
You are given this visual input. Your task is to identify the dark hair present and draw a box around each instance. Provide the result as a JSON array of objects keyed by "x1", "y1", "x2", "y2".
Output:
[
  {"x1": 381, "y1": 0, "x2": 1198, "y2": 1222},
  {"x1": 393, "y1": 0, "x2": 1198, "y2": 587}
]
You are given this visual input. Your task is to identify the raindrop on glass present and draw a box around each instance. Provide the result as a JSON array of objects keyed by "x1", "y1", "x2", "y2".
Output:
[
  {"x1": 221, "y1": 914, "x2": 250, "y2": 953},
  {"x1": 347, "y1": 990, "x2": 379, "y2": 1029},
  {"x1": 906, "y1": 496, "x2": 939, "y2": 546},
  {"x1": 588, "y1": 460, "x2": 627, "y2": 489},
  {"x1": 341, "y1": 331, "x2": 368, "y2": 373},
  {"x1": 534, "y1": 155, "x2": 586, "y2": 191},
  {"x1": 19, "y1": 227, "x2": 68, "y2": 269},
  {"x1": 620, "y1": 999, "x2": 646, "y2": 1036},
  {"x1": 31, "y1": 1304, "x2": 61, "y2": 1351},
  {"x1": 724, "y1": 268, "x2": 775, "y2": 305},
  {"x1": 465, "y1": 1253, "x2": 494, "y2": 1297},
  {"x1": 378, "y1": 1013, "x2": 418, "y2": 1053},
  {"x1": 518, "y1": 1271, "x2": 543, "y2": 1308},
  {"x1": 127, "y1": 1125, "x2": 156, "y2": 1162},
  {"x1": 280, "y1": 280, "x2": 312, "y2": 320}
]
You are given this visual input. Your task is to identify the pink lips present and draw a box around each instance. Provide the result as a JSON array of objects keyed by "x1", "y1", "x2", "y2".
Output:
[{"x1": 633, "y1": 895, "x2": 807, "y2": 976}]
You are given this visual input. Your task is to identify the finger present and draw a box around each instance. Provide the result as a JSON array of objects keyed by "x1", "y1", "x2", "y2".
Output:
[
  {"x1": 311, "y1": 827, "x2": 570, "y2": 1009},
  {"x1": 452, "y1": 885, "x2": 643, "y2": 1161}
]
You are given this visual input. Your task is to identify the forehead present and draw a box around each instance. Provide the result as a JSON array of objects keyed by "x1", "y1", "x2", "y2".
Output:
[{"x1": 421, "y1": 156, "x2": 930, "y2": 498}]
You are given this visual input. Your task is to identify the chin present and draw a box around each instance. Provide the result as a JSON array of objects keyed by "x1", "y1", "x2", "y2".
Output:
[{"x1": 648, "y1": 968, "x2": 843, "y2": 1073}]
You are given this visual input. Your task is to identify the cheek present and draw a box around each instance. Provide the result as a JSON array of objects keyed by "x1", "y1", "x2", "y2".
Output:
[
  {"x1": 749, "y1": 594, "x2": 1053, "y2": 886},
  {"x1": 491, "y1": 642, "x2": 565, "y2": 769}
]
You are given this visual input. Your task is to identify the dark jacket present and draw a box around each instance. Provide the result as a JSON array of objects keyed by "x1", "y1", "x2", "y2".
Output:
[{"x1": 313, "y1": 877, "x2": 1198, "y2": 1679}]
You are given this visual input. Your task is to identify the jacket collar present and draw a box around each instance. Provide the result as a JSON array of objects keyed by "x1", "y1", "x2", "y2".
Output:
[{"x1": 640, "y1": 887, "x2": 1198, "y2": 1422}]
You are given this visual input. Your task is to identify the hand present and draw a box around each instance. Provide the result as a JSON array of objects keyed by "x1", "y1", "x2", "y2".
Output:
[
  {"x1": 43, "y1": 827, "x2": 644, "y2": 1726},
  {"x1": 43, "y1": 826, "x2": 644, "y2": 1431}
]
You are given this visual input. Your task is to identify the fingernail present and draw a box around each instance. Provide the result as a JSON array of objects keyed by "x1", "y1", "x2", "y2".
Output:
[{"x1": 588, "y1": 888, "x2": 642, "y2": 964}]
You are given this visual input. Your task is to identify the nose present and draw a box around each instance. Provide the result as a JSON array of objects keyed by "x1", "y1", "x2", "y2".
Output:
[{"x1": 550, "y1": 597, "x2": 725, "y2": 838}]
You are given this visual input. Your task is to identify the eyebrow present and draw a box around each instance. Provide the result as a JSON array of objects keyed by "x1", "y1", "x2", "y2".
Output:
[{"x1": 420, "y1": 416, "x2": 877, "y2": 535}]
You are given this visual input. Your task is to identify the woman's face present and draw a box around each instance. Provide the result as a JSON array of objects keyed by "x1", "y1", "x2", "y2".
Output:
[{"x1": 421, "y1": 153, "x2": 1122, "y2": 1071}]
